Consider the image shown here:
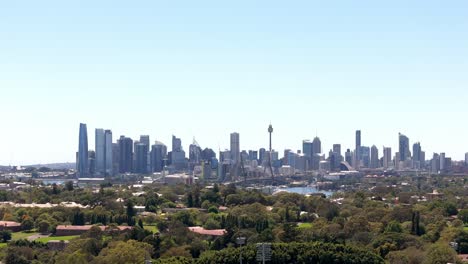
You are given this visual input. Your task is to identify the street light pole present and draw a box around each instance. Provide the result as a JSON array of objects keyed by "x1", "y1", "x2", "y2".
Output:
[{"x1": 236, "y1": 237, "x2": 246, "y2": 264}]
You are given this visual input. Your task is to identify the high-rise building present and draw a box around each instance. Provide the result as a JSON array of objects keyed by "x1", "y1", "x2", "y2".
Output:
[
  {"x1": 355, "y1": 130, "x2": 361, "y2": 162},
  {"x1": 172, "y1": 135, "x2": 182, "y2": 152},
  {"x1": 201, "y1": 148, "x2": 216, "y2": 161},
  {"x1": 135, "y1": 143, "x2": 149, "y2": 174},
  {"x1": 412, "y1": 142, "x2": 424, "y2": 169},
  {"x1": 345, "y1": 149, "x2": 353, "y2": 165},
  {"x1": 230, "y1": 133, "x2": 240, "y2": 165},
  {"x1": 112, "y1": 143, "x2": 120, "y2": 175},
  {"x1": 248, "y1": 150, "x2": 258, "y2": 161},
  {"x1": 118, "y1": 136, "x2": 133, "y2": 173},
  {"x1": 151, "y1": 141, "x2": 167, "y2": 172},
  {"x1": 465, "y1": 153, "x2": 468, "y2": 165},
  {"x1": 333, "y1": 144, "x2": 342, "y2": 157},
  {"x1": 77, "y1": 123, "x2": 89, "y2": 177},
  {"x1": 104, "y1": 130, "x2": 113, "y2": 175},
  {"x1": 312, "y1": 137, "x2": 321, "y2": 154},
  {"x1": 302, "y1": 140, "x2": 313, "y2": 158},
  {"x1": 361, "y1": 146, "x2": 370, "y2": 168},
  {"x1": 140, "y1": 135, "x2": 150, "y2": 147},
  {"x1": 95, "y1": 129, "x2": 105, "y2": 174},
  {"x1": 140, "y1": 135, "x2": 151, "y2": 173},
  {"x1": 88, "y1": 150, "x2": 96, "y2": 175},
  {"x1": 440, "y1": 153, "x2": 446, "y2": 171},
  {"x1": 432, "y1": 153, "x2": 440, "y2": 173},
  {"x1": 383, "y1": 147, "x2": 392, "y2": 169},
  {"x1": 259, "y1": 148, "x2": 266, "y2": 165},
  {"x1": 370, "y1": 145, "x2": 379, "y2": 168},
  {"x1": 399, "y1": 133, "x2": 411, "y2": 162},
  {"x1": 171, "y1": 135, "x2": 187, "y2": 170},
  {"x1": 283, "y1": 149, "x2": 292, "y2": 165},
  {"x1": 95, "y1": 129, "x2": 113, "y2": 176},
  {"x1": 189, "y1": 143, "x2": 202, "y2": 164}
]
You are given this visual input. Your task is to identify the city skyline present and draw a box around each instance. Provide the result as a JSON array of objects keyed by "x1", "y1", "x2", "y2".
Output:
[
  {"x1": 74, "y1": 123, "x2": 455, "y2": 177},
  {"x1": 1, "y1": 121, "x2": 467, "y2": 166},
  {"x1": 1, "y1": 1, "x2": 468, "y2": 164}
]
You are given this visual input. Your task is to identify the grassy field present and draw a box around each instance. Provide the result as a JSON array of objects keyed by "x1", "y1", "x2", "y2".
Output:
[
  {"x1": 464, "y1": 226, "x2": 468, "y2": 231},
  {"x1": 36, "y1": 236, "x2": 79, "y2": 243},
  {"x1": 144, "y1": 225, "x2": 159, "y2": 233},
  {"x1": 297, "y1": 223, "x2": 313, "y2": 229},
  {"x1": 0, "y1": 243, "x2": 7, "y2": 248},
  {"x1": 12, "y1": 231, "x2": 38, "y2": 241}
]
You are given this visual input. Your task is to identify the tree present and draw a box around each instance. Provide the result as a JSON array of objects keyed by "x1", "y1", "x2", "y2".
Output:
[
  {"x1": 187, "y1": 193, "x2": 194, "y2": 208},
  {"x1": 138, "y1": 219, "x2": 144, "y2": 229},
  {"x1": 38, "y1": 220, "x2": 51, "y2": 234},
  {"x1": 65, "y1": 181, "x2": 74, "y2": 192},
  {"x1": 126, "y1": 200, "x2": 136, "y2": 226},
  {"x1": 21, "y1": 218, "x2": 34, "y2": 231},
  {"x1": 92, "y1": 240, "x2": 153, "y2": 264},
  {"x1": 385, "y1": 221, "x2": 403, "y2": 233},
  {"x1": 0, "y1": 230, "x2": 12, "y2": 242},
  {"x1": 4, "y1": 247, "x2": 32, "y2": 264},
  {"x1": 458, "y1": 209, "x2": 468, "y2": 224},
  {"x1": 424, "y1": 243, "x2": 459, "y2": 264},
  {"x1": 83, "y1": 226, "x2": 103, "y2": 240}
]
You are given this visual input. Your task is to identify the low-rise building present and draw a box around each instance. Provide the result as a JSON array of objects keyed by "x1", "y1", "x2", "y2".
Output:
[
  {"x1": 0, "y1": 221, "x2": 22, "y2": 232},
  {"x1": 55, "y1": 225, "x2": 133, "y2": 236}
]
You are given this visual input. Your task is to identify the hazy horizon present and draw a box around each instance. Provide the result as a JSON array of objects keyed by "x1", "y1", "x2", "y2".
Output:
[{"x1": 1, "y1": 0, "x2": 467, "y2": 165}]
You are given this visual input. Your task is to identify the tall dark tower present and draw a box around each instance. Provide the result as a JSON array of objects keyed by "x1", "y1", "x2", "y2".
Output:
[
  {"x1": 78, "y1": 123, "x2": 89, "y2": 177},
  {"x1": 267, "y1": 124, "x2": 274, "y2": 179},
  {"x1": 268, "y1": 124, "x2": 273, "y2": 153}
]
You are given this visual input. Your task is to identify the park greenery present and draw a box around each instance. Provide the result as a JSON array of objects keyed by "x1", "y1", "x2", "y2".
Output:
[{"x1": 0, "y1": 173, "x2": 466, "y2": 263}]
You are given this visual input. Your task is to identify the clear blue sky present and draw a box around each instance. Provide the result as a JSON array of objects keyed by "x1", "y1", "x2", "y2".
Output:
[{"x1": 1, "y1": 0, "x2": 467, "y2": 165}]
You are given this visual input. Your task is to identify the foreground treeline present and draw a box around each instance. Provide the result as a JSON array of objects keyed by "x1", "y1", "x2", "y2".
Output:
[
  {"x1": 0, "y1": 175, "x2": 466, "y2": 263},
  {"x1": 154, "y1": 242, "x2": 384, "y2": 264}
]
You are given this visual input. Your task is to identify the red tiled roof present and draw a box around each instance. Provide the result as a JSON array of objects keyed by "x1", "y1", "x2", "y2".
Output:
[
  {"x1": 188, "y1": 227, "x2": 226, "y2": 236},
  {"x1": 0, "y1": 221, "x2": 21, "y2": 227},
  {"x1": 56, "y1": 225, "x2": 133, "y2": 231}
]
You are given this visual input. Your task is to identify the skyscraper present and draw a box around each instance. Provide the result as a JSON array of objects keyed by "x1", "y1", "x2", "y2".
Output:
[
  {"x1": 248, "y1": 150, "x2": 258, "y2": 161},
  {"x1": 77, "y1": 123, "x2": 89, "y2": 177},
  {"x1": 361, "y1": 146, "x2": 370, "y2": 168},
  {"x1": 151, "y1": 141, "x2": 167, "y2": 172},
  {"x1": 230, "y1": 133, "x2": 240, "y2": 165},
  {"x1": 140, "y1": 135, "x2": 150, "y2": 147},
  {"x1": 302, "y1": 140, "x2": 313, "y2": 158},
  {"x1": 95, "y1": 129, "x2": 105, "y2": 174},
  {"x1": 171, "y1": 135, "x2": 187, "y2": 170},
  {"x1": 172, "y1": 135, "x2": 182, "y2": 152},
  {"x1": 135, "y1": 143, "x2": 149, "y2": 174},
  {"x1": 257, "y1": 148, "x2": 265, "y2": 165},
  {"x1": 440, "y1": 153, "x2": 446, "y2": 171},
  {"x1": 312, "y1": 137, "x2": 321, "y2": 154},
  {"x1": 432, "y1": 153, "x2": 440, "y2": 173},
  {"x1": 370, "y1": 145, "x2": 379, "y2": 168},
  {"x1": 383, "y1": 147, "x2": 392, "y2": 169},
  {"x1": 333, "y1": 144, "x2": 342, "y2": 157},
  {"x1": 118, "y1": 136, "x2": 133, "y2": 173},
  {"x1": 112, "y1": 143, "x2": 120, "y2": 175},
  {"x1": 355, "y1": 130, "x2": 361, "y2": 163},
  {"x1": 345, "y1": 149, "x2": 353, "y2": 165},
  {"x1": 399, "y1": 133, "x2": 411, "y2": 162},
  {"x1": 189, "y1": 142, "x2": 202, "y2": 164},
  {"x1": 104, "y1": 130, "x2": 113, "y2": 175},
  {"x1": 95, "y1": 129, "x2": 113, "y2": 176},
  {"x1": 412, "y1": 142, "x2": 422, "y2": 169}
]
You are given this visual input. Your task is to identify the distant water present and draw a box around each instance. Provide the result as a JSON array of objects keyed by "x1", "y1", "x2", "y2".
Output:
[
  {"x1": 276, "y1": 186, "x2": 334, "y2": 197},
  {"x1": 41, "y1": 180, "x2": 65, "y2": 185}
]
